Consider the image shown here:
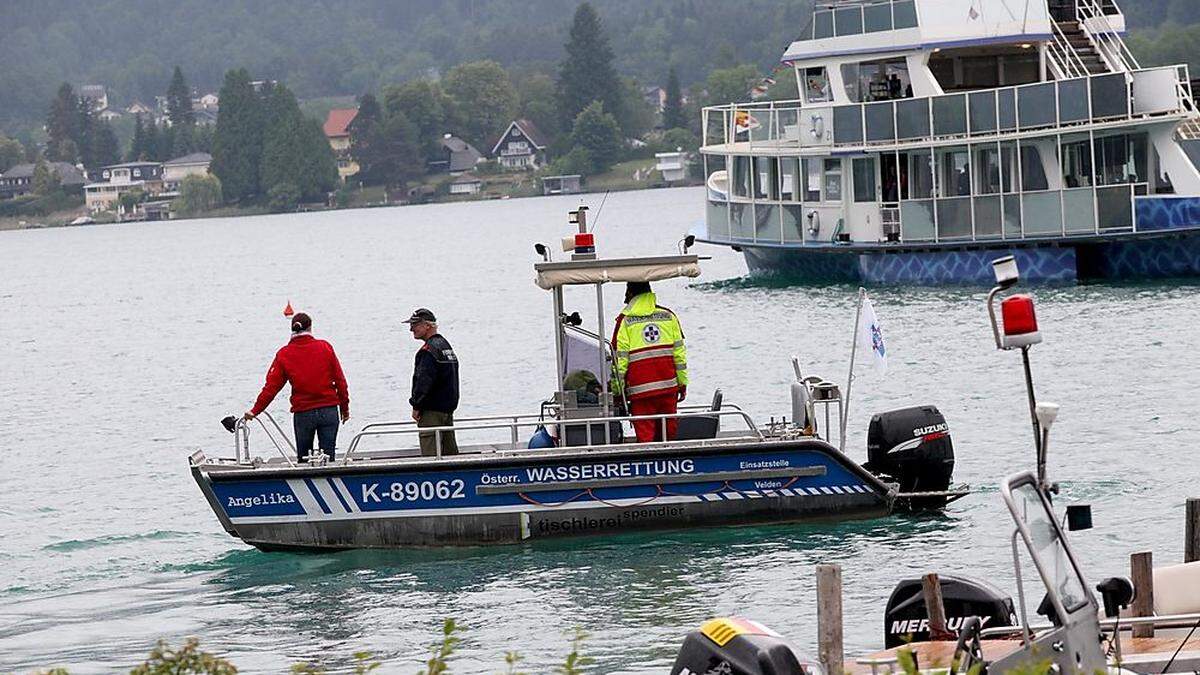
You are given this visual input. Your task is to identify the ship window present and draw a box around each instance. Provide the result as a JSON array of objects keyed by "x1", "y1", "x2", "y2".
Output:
[
  {"x1": 842, "y1": 59, "x2": 911, "y2": 103},
  {"x1": 1000, "y1": 52, "x2": 1040, "y2": 86},
  {"x1": 835, "y1": 6, "x2": 863, "y2": 36},
  {"x1": 1060, "y1": 134, "x2": 1093, "y2": 188},
  {"x1": 969, "y1": 91, "x2": 998, "y2": 134},
  {"x1": 881, "y1": 153, "x2": 900, "y2": 202},
  {"x1": 896, "y1": 98, "x2": 930, "y2": 140},
  {"x1": 893, "y1": 1, "x2": 918, "y2": 29},
  {"x1": 853, "y1": 157, "x2": 877, "y2": 202},
  {"x1": 938, "y1": 147, "x2": 971, "y2": 197},
  {"x1": 732, "y1": 156, "x2": 752, "y2": 199},
  {"x1": 1001, "y1": 141, "x2": 1019, "y2": 193},
  {"x1": 802, "y1": 158, "x2": 822, "y2": 201},
  {"x1": 1090, "y1": 74, "x2": 1128, "y2": 119},
  {"x1": 933, "y1": 94, "x2": 967, "y2": 136},
  {"x1": 1020, "y1": 142, "x2": 1050, "y2": 191},
  {"x1": 823, "y1": 159, "x2": 843, "y2": 202},
  {"x1": 864, "y1": 3, "x2": 892, "y2": 33},
  {"x1": 906, "y1": 150, "x2": 934, "y2": 200},
  {"x1": 814, "y1": 10, "x2": 834, "y2": 39},
  {"x1": 804, "y1": 68, "x2": 832, "y2": 103},
  {"x1": 1018, "y1": 83, "x2": 1057, "y2": 130},
  {"x1": 780, "y1": 158, "x2": 799, "y2": 201},
  {"x1": 962, "y1": 56, "x2": 1000, "y2": 89},
  {"x1": 755, "y1": 157, "x2": 779, "y2": 200},
  {"x1": 1095, "y1": 132, "x2": 1148, "y2": 185},
  {"x1": 973, "y1": 143, "x2": 1002, "y2": 195}
]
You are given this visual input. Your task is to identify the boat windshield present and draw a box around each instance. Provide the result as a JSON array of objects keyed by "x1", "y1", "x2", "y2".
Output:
[{"x1": 1009, "y1": 480, "x2": 1090, "y2": 613}]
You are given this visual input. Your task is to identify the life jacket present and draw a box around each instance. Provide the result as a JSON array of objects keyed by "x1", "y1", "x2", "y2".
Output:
[{"x1": 610, "y1": 291, "x2": 688, "y2": 401}]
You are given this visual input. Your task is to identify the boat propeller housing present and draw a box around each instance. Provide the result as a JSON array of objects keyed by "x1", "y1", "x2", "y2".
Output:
[{"x1": 864, "y1": 406, "x2": 955, "y2": 495}]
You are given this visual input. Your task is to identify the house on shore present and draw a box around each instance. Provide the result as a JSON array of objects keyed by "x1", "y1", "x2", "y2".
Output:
[
  {"x1": 323, "y1": 108, "x2": 360, "y2": 180},
  {"x1": 491, "y1": 119, "x2": 547, "y2": 171},
  {"x1": 80, "y1": 85, "x2": 109, "y2": 113},
  {"x1": 541, "y1": 174, "x2": 582, "y2": 195},
  {"x1": 449, "y1": 173, "x2": 483, "y2": 195},
  {"x1": 84, "y1": 161, "x2": 163, "y2": 213},
  {"x1": 0, "y1": 162, "x2": 86, "y2": 200},
  {"x1": 430, "y1": 134, "x2": 483, "y2": 175},
  {"x1": 161, "y1": 152, "x2": 213, "y2": 194},
  {"x1": 655, "y1": 150, "x2": 689, "y2": 183}
]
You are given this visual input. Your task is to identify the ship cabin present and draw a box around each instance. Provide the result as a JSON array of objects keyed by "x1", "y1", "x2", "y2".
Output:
[{"x1": 700, "y1": 0, "x2": 1200, "y2": 249}]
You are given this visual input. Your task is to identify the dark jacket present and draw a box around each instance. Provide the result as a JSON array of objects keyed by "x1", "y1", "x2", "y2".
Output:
[{"x1": 410, "y1": 334, "x2": 459, "y2": 413}]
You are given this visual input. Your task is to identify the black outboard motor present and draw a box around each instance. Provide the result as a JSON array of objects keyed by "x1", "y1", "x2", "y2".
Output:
[
  {"x1": 865, "y1": 406, "x2": 954, "y2": 497},
  {"x1": 672, "y1": 617, "x2": 818, "y2": 675},
  {"x1": 883, "y1": 575, "x2": 1017, "y2": 648}
]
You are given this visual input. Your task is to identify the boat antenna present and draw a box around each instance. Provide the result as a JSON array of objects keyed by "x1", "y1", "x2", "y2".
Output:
[{"x1": 589, "y1": 190, "x2": 610, "y2": 232}]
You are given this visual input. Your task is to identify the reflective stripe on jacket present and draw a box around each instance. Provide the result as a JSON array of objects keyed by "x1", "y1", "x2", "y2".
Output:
[{"x1": 610, "y1": 291, "x2": 688, "y2": 401}]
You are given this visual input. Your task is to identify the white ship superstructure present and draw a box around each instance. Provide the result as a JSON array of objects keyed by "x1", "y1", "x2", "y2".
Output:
[{"x1": 699, "y1": 0, "x2": 1200, "y2": 283}]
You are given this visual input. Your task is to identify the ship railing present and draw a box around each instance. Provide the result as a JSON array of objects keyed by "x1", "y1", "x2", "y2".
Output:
[
  {"x1": 1075, "y1": 0, "x2": 1139, "y2": 74},
  {"x1": 341, "y1": 406, "x2": 766, "y2": 461},
  {"x1": 702, "y1": 66, "x2": 1193, "y2": 153},
  {"x1": 795, "y1": 0, "x2": 919, "y2": 43},
  {"x1": 1047, "y1": 20, "x2": 1090, "y2": 80}
]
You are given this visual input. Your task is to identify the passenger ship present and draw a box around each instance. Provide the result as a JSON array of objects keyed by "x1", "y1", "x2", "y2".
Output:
[{"x1": 699, "y1": 0, "x2": 1200, "y2": 283}]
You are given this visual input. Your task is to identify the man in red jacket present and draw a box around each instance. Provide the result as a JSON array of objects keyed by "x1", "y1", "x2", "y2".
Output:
[{"x1": 244, "y1": 312, "x2": 350, "y2": 462}]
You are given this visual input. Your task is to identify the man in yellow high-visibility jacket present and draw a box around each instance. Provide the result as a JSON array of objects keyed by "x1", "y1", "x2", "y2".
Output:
[{"x1": 610, "y1": 281, "x2": 688, "y2": 442}]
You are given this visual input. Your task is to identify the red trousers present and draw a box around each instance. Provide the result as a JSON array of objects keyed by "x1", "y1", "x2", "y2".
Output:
[{"x1": 629, "y1": 392, "x2": 678, "y2": 442}]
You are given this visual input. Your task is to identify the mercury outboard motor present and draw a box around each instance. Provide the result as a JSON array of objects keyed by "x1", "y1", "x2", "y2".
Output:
[
  {"x1": 865, "y1": 406, "x2": 954, "y2": 496},
  {"x1": 672, "y1": 617, "x2": 818, "y2": 675},
  {"x1": 883, "y1": 575, "x2": 1017, "y2": 648}
]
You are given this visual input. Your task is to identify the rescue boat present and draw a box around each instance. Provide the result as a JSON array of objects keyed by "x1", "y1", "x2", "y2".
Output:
[{"x1": 189, "y1": 209, "x2": 967, "y2": 551}]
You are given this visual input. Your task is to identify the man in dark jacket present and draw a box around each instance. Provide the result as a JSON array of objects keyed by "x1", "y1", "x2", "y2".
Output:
[{"x1": 405, "y1": 308, "x2": 460, "y2": 456}]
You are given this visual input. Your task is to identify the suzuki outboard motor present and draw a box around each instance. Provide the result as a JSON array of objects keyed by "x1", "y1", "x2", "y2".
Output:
[
  {"x1": 883, "y1": 575, "x2": 1017, "y2": 648},
  {"x1": 865, "y1": 406, "x2": 954, "y2": 495},
  {"x1": 672, "y1": 617, "x2": 819, "y2": 675}
]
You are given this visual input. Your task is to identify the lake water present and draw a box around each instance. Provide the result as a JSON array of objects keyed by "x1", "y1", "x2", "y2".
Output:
[{"x1": 2, "y1": 186, "x2": 1198, "y2": 673}]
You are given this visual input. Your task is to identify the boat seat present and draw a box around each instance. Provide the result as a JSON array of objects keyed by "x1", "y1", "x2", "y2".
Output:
[
  {"x1": 1154, "y1": 561, "x2": 1200, "y2": 615},
  {"x1": 676, "y1": 390, "x2": 722, "y2": 440}
]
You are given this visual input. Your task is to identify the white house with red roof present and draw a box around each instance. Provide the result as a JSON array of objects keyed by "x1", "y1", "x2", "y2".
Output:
[
  {"x1": 491, "y1": 119, "x2": 548, "y2": 170},
  {"x1": 323, "y1": 108, "x2": 359, "y2": 179}
]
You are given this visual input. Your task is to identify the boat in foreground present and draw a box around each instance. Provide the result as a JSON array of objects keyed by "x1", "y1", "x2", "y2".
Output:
[
  {"x1": 190, "y1": 210, "x2": 966, "y2": 551},
  {"x1": 698, "y1": 0, "x2": 1200, "y2": 283}
]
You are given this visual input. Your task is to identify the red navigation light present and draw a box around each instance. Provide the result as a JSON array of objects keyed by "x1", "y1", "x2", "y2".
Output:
[
  {"x1": 283, "y1": 300, "x2": 294, "y2": 317},
  {"x1": 574, "y1": 232, "x2": 595, "y2": 253},
  {"x1": 1000, "y1": 294, "x2": 1042, "y2": 348}
]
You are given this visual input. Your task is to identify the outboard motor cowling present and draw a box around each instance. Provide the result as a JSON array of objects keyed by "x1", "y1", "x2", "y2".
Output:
[
  {"x1": 883, "y1": 575, "x2": 1017, "y2": 648},
  {"x1": 672, "y1": 617, "x2": 818, "y2": 675},
  {"x1": 865, "y1": 405, "x2": 954, "y2": 494}
]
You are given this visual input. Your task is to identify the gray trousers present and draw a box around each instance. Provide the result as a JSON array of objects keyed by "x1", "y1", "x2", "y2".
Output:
[{"x1": 418, "y1": 410, "x2": 458, "y2": 456}]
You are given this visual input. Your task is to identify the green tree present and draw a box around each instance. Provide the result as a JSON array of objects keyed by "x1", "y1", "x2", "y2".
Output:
[
  {"x1": 704, "y1": 64, "x2": 761, "y2": 106},
  {"x1": 260, "y1": 83, "x2": 337, "y2": 201},
  {"x1": 558, "y1": 3, "x2": 625, "y2": 133},
  {"x1": 76, "y1": 95, "x2": 98, "y2": 169},
  {"x1": 619, "y1": 78, "x2": 656, "y2": 138},
  {"x1": 383, "y1": 80, "x2": 454, "y2": 162},
  {"x1": 364, "y1": 111, "x2": 423, "y2": 188},
  {"x1": 570, "y1": 101, "x2": 623, "y2": 174},
  {"x1": 175, "y1": 174, "x2": 223, "y2": 214},
  {"x1": 32, "y1": 159, "x2": 61, "y2": 196},
  {"x1": 547, "y1": 146, "x2": 593, "y2": 177},
  {"x1": 0, "y1": 134, "x2": 24, "y2": 173},
  {"x1": 166, "y1": 65, "x2": 196, "y2": 127},
  {"x1": 267, "y1": 181, "x2": 301, "y2": 212},
  {"x1": 211, "y1": 68, "x2": 265, "y2": 203},
  {"x1": 442, "y1": 61, "x2": 517, "y2": 147},
  {"x1": 127, "y1": 114, "x2": 147, "y2": 161},
  {"x1": 663, "y1": 67, "x2": 686, "y2": 130},
  {"x1": 144, "y1": 120, "x2": 161, "y2": 161},
  {"x1": 660, "y1": 127, "x2": 699, "y2": 152},
  {"x1": 91, "y1": 120, "x2": 121, "y2": 168},
  {"x1": 514, "y1": 72, "x2": 561, "y2": 142},
  {"x1": 45, "y1": 83, "x2": 79, "y2": 162}
]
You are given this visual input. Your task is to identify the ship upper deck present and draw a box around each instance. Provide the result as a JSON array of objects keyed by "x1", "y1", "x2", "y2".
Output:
[{"x1": 785, "y1": 0, "x2": 1064, "y2": 63}]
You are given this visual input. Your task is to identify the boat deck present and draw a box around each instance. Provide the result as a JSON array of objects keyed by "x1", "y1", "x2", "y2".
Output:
[{"x1": 851, "y1": 631, "x2": 1200, "y2": 673}]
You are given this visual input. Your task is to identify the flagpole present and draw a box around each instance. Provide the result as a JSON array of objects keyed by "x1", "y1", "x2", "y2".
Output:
[{"x1": 840, "y1": 287, "x2": 865, "y2": 453}]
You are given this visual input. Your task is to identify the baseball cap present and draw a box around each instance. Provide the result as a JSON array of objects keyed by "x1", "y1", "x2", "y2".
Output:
[{"x1": 403, "y1": 308, "x2": 437, "y2": 324}]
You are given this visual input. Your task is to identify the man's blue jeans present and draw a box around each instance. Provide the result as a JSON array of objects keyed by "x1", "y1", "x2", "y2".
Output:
[{"x1": 293, "y1": 405, "x2": 339, "y2": 462}]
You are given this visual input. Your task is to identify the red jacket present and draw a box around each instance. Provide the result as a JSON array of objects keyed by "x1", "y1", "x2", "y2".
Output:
[{"x1": 251, "y1": 334, "x2": 349, "y2": 416}]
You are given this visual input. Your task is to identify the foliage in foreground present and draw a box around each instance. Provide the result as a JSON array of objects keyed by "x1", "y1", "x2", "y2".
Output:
[{"x1": 31, "y1": 620, "x2": 597, "y2": 674}]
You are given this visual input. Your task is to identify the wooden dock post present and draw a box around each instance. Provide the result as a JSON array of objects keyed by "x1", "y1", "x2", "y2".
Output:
[
  {"x1": 922, "y1": 572, "x2": 954, "y2": 641},
  {"x1": 1131, "y1": 551, "x2": 1155, "y2": 638},
  {"x1": 1186, "y1": 498, "x2": 1200, "y2": 563},
  {"x1": 817, "y1": 564, "x2": 844, "y2": 675}
]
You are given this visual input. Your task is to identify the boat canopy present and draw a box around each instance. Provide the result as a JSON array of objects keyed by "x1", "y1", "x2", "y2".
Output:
[{"x1": 534, "y1": 254, "x2": 701, "y2": 290}]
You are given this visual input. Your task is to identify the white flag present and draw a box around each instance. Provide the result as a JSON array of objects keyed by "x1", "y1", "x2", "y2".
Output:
[{"x1": 857, "y1": 295, "x2": 887, "y2": 373}]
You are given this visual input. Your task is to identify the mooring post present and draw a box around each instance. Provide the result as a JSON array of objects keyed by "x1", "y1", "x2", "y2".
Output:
[
  {"x1": 922, "y1": 572, "x2": 954, "y2": 641},
  {"x1": 1131, "y1": 551, "x2": 1155, "y2": 638},
  {"x1": 1186, "y1": 498, "x2": 1200, "y2": 563},
  {"x1": 817, "y1": 564, "x2": 844, "y2": 675}
]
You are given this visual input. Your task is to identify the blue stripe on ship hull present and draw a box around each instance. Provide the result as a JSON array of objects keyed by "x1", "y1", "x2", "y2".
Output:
[{"x1": 304, "y1": 478, "x2": 332, "y2": 514}]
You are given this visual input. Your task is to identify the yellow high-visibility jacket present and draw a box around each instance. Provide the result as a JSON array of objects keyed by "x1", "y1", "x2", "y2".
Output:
[{"x1": 610, "y1": 292, "x2": 688, "y2": 400}]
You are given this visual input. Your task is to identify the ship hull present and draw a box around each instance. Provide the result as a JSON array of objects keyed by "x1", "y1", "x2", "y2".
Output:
[{"x1": 193, "y1": 439, "x2": 891, "y2": 550}]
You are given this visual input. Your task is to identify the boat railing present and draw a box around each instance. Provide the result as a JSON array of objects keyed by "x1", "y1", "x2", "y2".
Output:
[
  {"x1": 343, "y1": 406, "x2": 765, "y2": 460},
  {"x1": 702, "y1": 65, "x2": 1194, "y2": 152},
  {"x1": 1047, "y1": 20, "x2": 1090, "y2": 80},
  {"x1": 1075, "y1": 0, "x2": 1139, "y2": 74},
  {"x1": 977, "y1": 611, "x2": 1200, "y2": 639},
  {"x1": 796, "y1": 0, "x2": 920, "y2": 44}
]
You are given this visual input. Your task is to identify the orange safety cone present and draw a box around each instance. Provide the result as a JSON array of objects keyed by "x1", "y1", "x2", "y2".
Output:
[{"x1": 283, "y1": 300, "x2": 294, "y2": 317}]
